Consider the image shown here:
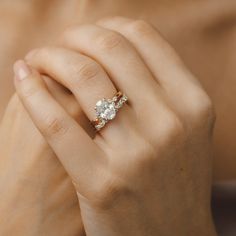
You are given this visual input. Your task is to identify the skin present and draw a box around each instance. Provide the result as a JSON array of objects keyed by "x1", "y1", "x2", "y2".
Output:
[
  {"x1": 0, "y1": 84, "x2": 86, "y2": 235},
  {"x1": 0, "y1": 0, "x2": 236, "y2": 235},
  {"x1": 1, "y1": 0, "x2": 236, "y2": 181},
  {"x1": 14, "y1": 18, "x2": 217, "y2": 235}
]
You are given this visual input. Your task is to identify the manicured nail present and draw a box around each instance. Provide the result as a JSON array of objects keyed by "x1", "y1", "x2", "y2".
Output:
[{"x1": 13, "y1": 60, "x2": 31, "y2": 81}]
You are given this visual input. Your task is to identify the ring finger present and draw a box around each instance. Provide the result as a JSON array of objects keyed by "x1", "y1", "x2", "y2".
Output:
[{"x1": 57, "y1": 24, "x2": 166, "y2": 115}]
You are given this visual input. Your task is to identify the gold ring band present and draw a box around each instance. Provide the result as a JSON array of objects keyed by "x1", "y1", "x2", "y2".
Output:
[{"x1": 91, "y1": 91, "x2": 128, "y2": 131}]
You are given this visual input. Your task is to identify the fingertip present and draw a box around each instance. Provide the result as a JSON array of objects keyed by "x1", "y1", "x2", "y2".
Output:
[
  {"x1": 13, "y1": 60, "x2": 45, "y2": 100},
  {"x1": 13, "y1": 60, "x2": 32, "y2": 81}
]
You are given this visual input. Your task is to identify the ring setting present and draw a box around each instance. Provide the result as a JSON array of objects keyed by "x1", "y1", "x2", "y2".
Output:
[{"x1": 92, "y1": 91, "x2": 128, "y2": 131}]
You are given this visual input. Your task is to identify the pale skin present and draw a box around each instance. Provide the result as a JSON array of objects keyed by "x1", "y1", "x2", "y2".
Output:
[
  {"x1": 0, "y1": 0, "x2": 236, "y2": 235},
  {"x1": 13, "y1": 17, "x2": 217, "y2": 235}
]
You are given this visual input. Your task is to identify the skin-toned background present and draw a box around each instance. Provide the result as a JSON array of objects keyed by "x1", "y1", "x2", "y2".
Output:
[{"x1": 0, "y1": 0, "x2": 236, "y2": 235}]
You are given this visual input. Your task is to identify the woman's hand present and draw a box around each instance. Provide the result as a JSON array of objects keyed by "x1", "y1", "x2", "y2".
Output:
[
  {"x1": 0, "y1": 86, "x2": 86, "y2": 235},
  {"x1": 15, "y1": 17, "x2": 217, "y2": 236}
]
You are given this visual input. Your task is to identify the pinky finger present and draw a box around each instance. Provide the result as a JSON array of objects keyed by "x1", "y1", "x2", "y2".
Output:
[{"x1": 13, "y1": 60, "x2": 103, "y2": 194}]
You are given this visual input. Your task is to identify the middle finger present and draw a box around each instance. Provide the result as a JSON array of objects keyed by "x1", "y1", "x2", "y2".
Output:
[{"x1": 59, "y1": 24, "x2": 163, "y2": 112}]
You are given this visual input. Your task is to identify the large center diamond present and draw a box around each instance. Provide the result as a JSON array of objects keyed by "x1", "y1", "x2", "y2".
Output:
[{"x1": 95, "y1": 99, "x2": 116, "y2": 121}]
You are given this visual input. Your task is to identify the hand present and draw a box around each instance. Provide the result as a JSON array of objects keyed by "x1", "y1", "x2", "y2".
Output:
[
  {"x1": 14, "y1": 17, "x2": 217, "y2": 236},
  {"x1": 0, "y1": 83, "x2": 87, "y2": 235}
]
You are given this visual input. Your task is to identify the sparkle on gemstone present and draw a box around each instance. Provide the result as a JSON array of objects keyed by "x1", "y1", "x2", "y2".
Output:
[{"x1": 95, "y1": 99, "x2": 116, "y2": 120}]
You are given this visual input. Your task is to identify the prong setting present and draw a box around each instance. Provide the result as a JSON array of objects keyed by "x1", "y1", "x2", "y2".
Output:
[{"x1": 91, "y1": 92, "x2": 128, "y2": 131}]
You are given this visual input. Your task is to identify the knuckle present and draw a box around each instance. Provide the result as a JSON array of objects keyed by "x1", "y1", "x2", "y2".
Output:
[
  {"x1": 90, "y1": 176, "x2": 131, "y2": 210},
  {"x1": 127, "y1": 20, "x2": 154, "y2": 36},
  {"x1": 96, "y1": 31, "x2": 123, "y2": 50},
  {"x1": 161, "y1": 112, "x2": 185, "y2": 143},
  {"x1": 191, "y1": 92, "x2": 216, "y2": 123},
  {"x1": 43, "y1": 116, "x2": 69, "y2": 138},
  {"x1": 198, "y1": 96, "x2": 215, "y2": 120},
  {"x1": 75, "y1": 61, "x2": 101, "y2": 85},
  {"x1": 132, "y1": 139, "x2": 157, "y2": 171}
]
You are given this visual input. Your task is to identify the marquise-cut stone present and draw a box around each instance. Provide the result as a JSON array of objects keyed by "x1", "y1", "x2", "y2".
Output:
[{"x1": 96, "y1": 99, "x2": 116, "y2": 120}]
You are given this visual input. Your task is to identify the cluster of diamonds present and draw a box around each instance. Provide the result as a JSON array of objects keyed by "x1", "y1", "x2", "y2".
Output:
[
  {"x1": 113, "y1": 94, "x2": 128, "y2": 110},
  {"x1": 93, "y1": 92, "x2": 128, "y2": 131}
]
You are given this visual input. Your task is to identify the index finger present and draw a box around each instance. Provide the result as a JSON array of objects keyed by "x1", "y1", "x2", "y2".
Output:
[{"x1": 14, "y1": 60, "x2": 105, "y2": 193}]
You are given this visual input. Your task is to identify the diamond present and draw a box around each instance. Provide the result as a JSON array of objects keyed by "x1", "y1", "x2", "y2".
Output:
[
  {"x1": 95, "y1": 99, "x2": 116, "y2": 121},
  {"x1": 115, "y1": 94, "x2": 128, "y2": 109}
]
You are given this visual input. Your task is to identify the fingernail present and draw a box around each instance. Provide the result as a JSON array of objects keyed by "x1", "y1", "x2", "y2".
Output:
[
  {"x1": 13, "y1": 60, "x2": 31, "y2": 81},
  {"x1": 25, "y1": 49, "x2": 38, "y2": 60}
]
